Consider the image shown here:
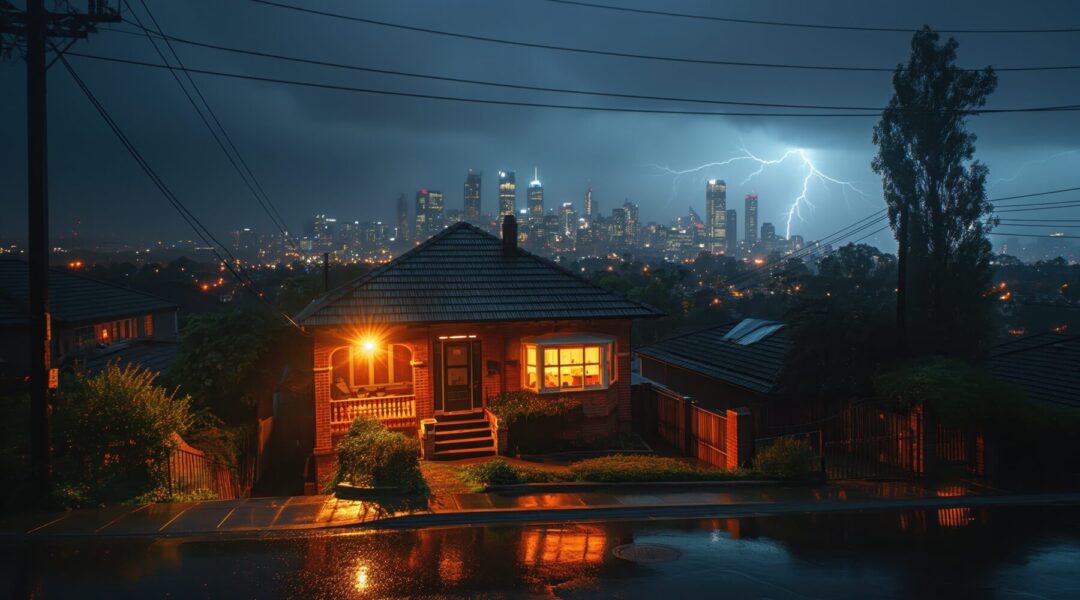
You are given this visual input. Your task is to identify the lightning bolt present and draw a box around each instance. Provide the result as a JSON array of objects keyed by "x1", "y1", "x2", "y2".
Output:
[
  {"x1": 988, "y1": 150, "x2": 1079, "y2": 189},
  {"x1": 648, "y1": 146, "x2": 868, "y2": 238}
]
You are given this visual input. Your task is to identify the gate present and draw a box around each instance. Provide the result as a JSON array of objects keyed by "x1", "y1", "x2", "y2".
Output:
[{"x1": 821, "y1": 404, "x2": 921, "y2": 479}]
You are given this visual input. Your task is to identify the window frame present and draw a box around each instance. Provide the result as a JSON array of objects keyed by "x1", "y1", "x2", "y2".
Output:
[
  {"x1": 329, "y1": 343, "x2": 414, "y2": 399},
  {"x1": 521, "y1": 335, "x2": 615, "y2": 394}
]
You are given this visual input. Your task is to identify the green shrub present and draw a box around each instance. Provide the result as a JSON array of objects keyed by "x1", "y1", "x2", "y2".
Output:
[
  {"x1": 329, "y1": 416, "x2": 426, "y2": 495},
  {"x1": 752, "y1": 438, "x2": 819, "y2": 479},
  {"x1": 569, "y1": 454, "x2": 722, "y2": 482},
  {"x1": 487, "y1": 391, "x2": 583, "y2": 454},
  {"x1": 53, "y1": 363, "x2": 192, "y2": 506},
  {"x1": 457, "y1": 459, "x2": 562, "y2": 489}
]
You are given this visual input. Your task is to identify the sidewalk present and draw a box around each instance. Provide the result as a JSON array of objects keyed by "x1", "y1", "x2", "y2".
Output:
[{"x1": 3, "y1": 481, "x2": 1078, "y2": 539}]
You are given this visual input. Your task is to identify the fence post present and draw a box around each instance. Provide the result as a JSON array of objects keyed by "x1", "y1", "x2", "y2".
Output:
[
  {"x1": 683, "y1": 397, "x2": 694, "y2": 457},
  {"x1": 724, "y1": 407, "x2": 753, "y2": 469}
]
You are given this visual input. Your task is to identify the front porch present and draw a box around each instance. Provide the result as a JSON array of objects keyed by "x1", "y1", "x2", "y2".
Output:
[{"x1": 330, "y1": 394, "x2": 418, "y2": 434}]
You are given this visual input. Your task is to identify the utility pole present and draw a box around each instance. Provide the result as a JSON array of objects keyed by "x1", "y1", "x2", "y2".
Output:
[
  {"x1": 896, "y1": 203, "x2": 909, "y2": 358},
  {"x1": 3, "y1": 0, "x2": 120, "y2": 499}
]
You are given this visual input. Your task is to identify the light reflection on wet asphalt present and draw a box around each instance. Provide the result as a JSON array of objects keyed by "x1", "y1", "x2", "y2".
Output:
[{"x1": 3, "y1": 506, "x2": 1080, "y2": 598}]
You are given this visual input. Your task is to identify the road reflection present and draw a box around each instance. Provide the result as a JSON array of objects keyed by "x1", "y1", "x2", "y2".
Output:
[{"x1": 3, "y1": 506, "x2": 1079, "y2": 598}]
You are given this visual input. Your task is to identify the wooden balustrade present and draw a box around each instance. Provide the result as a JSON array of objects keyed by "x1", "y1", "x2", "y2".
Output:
[{"x1": 330, "y1": 394, "x2": 417, "y2": 432}]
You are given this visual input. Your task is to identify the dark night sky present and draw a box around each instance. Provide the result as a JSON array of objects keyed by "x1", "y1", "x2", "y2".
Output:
[{"x1": 3, "y1": 0, "x2": 1080, "y2": 250}]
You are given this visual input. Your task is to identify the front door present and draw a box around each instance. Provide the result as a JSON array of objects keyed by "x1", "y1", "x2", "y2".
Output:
[{"x1": 440, "y1": 340, "x2": 480, "y2": 413}]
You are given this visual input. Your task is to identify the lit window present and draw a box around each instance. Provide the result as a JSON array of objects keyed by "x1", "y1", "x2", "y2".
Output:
[
  {"x1": 521, "y1": 335, "x2": 614, "y2": 393},
  {"x1": 330, "y1": 344, "x2": 414, "y2": 400}
]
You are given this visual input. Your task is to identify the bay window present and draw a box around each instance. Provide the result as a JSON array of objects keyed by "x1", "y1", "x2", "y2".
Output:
[{"x1": 522, "y1": 334, "x2": 614, "y2": 393}]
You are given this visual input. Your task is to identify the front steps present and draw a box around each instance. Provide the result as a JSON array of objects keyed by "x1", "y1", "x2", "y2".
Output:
[{"x1": 430, "y1": 411, "x2": 496, "y2": 460}]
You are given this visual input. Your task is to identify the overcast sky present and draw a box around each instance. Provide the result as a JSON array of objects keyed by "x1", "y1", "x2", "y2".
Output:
[{"x1": 3, "y1": 0, "x2": 1080, "y2": 250}]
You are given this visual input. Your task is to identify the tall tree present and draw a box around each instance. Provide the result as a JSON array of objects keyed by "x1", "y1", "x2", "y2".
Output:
[{"x1": 872, "y1": 27, "x2": 998, "y2": 361}]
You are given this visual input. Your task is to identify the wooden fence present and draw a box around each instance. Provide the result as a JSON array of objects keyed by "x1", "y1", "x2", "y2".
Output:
[{"x1": 635, "y1": 382, "x2": 735, "y2": 469}]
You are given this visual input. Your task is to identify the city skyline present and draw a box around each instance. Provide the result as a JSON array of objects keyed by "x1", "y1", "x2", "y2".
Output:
[{"x1": 3, "y1": 0, "x2": 1079, "y2": 251}]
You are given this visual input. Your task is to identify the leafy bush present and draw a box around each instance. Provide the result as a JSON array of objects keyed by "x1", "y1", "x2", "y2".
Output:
[
  {"x1": 53, "y1": 363, "x2": 192, "y2": 506},
  {"x1": 329, "y1": 416, "x2": 426, "y2": 495},
  {"x1": 0, "y1": 394, "x2": 32, "y2": 513},
  {"x1": 457, "y1": 459, "x2": 561, "y2": 489},
  {"x1": 569, "y1": 454, "x2": 747, "y2": 482},
  {"x1": 487, "y1": 391, "x2": 583, "y2": 454},
  {"x1": 752, "y1": 439, "x2": 819, "y2": 479}
]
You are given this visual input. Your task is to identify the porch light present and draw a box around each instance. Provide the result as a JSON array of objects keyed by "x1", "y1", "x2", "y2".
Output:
[{"x1": 360, "y1": 338, "x2": 377, "y2": 353}]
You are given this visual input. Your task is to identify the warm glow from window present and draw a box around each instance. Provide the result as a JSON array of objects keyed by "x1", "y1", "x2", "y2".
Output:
[{"x1": 522, "y1": 337, "x2": 612, "y2": 393}]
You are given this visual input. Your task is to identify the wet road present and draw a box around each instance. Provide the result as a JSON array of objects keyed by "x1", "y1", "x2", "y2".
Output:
[{"x1": 3, "y1": 505, "x2": 1079, "y2": 598}]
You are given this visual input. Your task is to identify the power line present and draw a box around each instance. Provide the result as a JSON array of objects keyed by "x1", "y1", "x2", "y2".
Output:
[
  {"x1": 988, "y1": 232, "x2": 1080, "y2": 239},
  {"x1": 543, "y1": 0, "x2": 1080, "y2": 35},
  {"x1": 124, "y1": 1, "x2": 302, "y2": 256},
  {"x1": 57, "y1": 53, "x2": 302, "y2": 329},
  {"x1": 990, "y1": 186, "x2": 1080, "y2": 203},
  {"x1": 65, "y1": 52, "x2": 1080, "y2": 119},
  {"x1": 102, "y1": 25, "x2": 1080, "y2": 116},
  {"x1": 248, "y1": 0, "x2": 1080, "y2": 74}
]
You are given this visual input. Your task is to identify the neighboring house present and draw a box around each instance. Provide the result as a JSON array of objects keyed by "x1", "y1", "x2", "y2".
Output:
[
  {"x1": 295, "y1": 218, "x2": 661, "y2": 484},
  {"x1": 0, "y1": 258, "x2": 179, "y2": 385},
  {"x1": 636, "y1": 319, "x2": 822, "y2": 436},
  {"x1": 990, "y1": 332, "x2": 1080, "y2": 409}
]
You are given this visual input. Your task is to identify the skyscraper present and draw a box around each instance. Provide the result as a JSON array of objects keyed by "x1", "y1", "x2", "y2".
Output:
[
  {"x1": 611, "y1": 207, "x2": 628, "y2": 247},
  {"x1": 584, "y1": 188, "x2": 594, "y2": 221},
  {"x1": 414, "y1": 189, "x2": 444, "y2": 241},
  {"x1": 705, "y1": 179, "x2": 727, "y2": 254},
  {"x1": 498, "y1": 171, "x2": 516, "y2": 224},
  {"x1": 725, "y1": 209, "x2": 738, "y2": 255},
  {"x1": 623, "y1": 200, "x2": 639, "y2": 248},
  {"x1": 527, "y1": 168, "x2": 544, "y2": 229},
  {"x1": 396, "y1": 193, "x2": 408, "y2": 243},
  {"x1": 414, "y1": 190, "x2": 430, "y2": 242},
  {"x1": 761, "y1": 222, "x2": 776, "y2": 254},
  {"x1": 745, "y1": 193, "x2": 758, "y2": 247},
  {"x1": 464, "y1": 171, "x2": 481, "y2": 224},
  {"x1": 559, "y1": 202, "x2": 576, "y2": 237}
]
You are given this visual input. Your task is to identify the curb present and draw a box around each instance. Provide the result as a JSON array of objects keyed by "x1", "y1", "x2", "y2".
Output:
[
  {"x1": 482, "y1": 479, "x2": 797, "y2": 493},
  {"x1": 362, "y1": 493, "x2": 1080, "y2": 530}
]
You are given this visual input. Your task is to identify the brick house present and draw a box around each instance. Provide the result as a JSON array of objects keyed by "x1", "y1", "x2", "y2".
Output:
[
  {"x1": 0, "y1": 258, "x2": 179, "y2": 387},
  {"x1": 296, "y1": 218, "x2": 661, "y2": 485}
]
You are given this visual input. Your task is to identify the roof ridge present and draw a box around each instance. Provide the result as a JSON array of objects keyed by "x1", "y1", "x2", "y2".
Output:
[{"x1": 294, "y1": 222, "x2": 491, "y2": 321}]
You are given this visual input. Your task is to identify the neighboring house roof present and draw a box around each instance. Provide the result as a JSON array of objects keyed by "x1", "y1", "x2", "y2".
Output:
[
  {"x1": 296, "y1": 222, "x2": 663, "y2": 326},
  {"x1": 82, "y1": 340, "x2": 180, "y2": 377},
  {"x1": 0, "y1": 258, "x2": 177, "y2": 326},
  {"x1": 636, "y1": 319, "x2": 792, "y2": 395},
  {"x1": 990, "y1": 332, "x2": 1080, "y2": 409}
]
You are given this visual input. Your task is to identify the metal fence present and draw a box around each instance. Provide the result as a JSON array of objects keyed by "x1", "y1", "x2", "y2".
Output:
[{"x1": 167, "y1": 448, "x2": 242, "y2": 499}]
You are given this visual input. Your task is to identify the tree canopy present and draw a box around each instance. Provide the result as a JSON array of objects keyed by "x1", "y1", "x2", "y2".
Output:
[{"x1": 872, "y1": 27, "x2": 998, "y2": 361}]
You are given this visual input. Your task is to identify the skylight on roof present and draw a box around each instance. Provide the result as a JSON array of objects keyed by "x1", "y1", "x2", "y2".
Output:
[{"x1": 721, "y1": 318, "x2": 784, "y2": 345}]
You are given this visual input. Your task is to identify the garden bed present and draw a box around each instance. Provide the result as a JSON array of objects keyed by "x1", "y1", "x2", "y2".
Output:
[{"x1": 457, "y1": 455, "x2": 765, "y2": 492}]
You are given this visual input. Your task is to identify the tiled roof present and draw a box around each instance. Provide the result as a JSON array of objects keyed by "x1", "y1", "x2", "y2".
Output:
[
  {"x1": 990, "y1": 333, "x2": 1080, "y2": 409},
  {"x1": 636, "y1": 320, "x2": 791, "y2": 395},
  {"x1": 0, "y1": 259, "x2": 177, "y2": 326},
  {"x1": 296, "y1": 222, "x2": 663, "y2": 326},
  {"x1": 83, "y1": 341, "x2": 180, "y2": 377}
]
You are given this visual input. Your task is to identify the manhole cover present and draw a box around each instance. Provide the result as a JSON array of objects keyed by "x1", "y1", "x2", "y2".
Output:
[{"x1": 612, "y1": 543, "x2": 682, "y2": 563}]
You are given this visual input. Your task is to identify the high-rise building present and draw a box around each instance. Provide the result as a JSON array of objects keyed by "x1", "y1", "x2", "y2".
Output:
[
  {"x1": 705, "y1": 179, "x2": 727, "y2": 254},
  {"x1": 761, "y1": 222, "x2": 776, "y2": 254},
  {"x1": 396, "y1": 193, "x2": 409, "y2": 242},
  {"x1": 414, "y1": 189, "x2": 444, "y2": 241},
  {"x1": 623, "y1": 200, "x2": 639, "y2": 248},
  {"x1": 464, "y1": 171, "x2": 481, "y2": 224},
  {"x1": 498, "y1": 171, "x2": 516, "y2": 223},
  {"x1": 527, "y1": 168, "x2": 544, "y2": 228},
  {"x1": 584, "y1": 188, "x2": 594, "y2": 221},
  {"x1": 611, "y1": 207, "x2": 628, "y2": 247},
  {"x1": 745, "y1": 193, "x2": 759, "y2": 247},
  {"x1": 725, "y1": 209, "x2": 738, "y2": 255},
  {"x1": 559, "y1": 202, "x2": 576, "y2": 239}
]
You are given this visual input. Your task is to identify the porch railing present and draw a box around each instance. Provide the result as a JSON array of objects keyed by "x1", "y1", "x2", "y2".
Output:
[{"x1": 330, "y1": 394, "x2": 417, "y2": 432}]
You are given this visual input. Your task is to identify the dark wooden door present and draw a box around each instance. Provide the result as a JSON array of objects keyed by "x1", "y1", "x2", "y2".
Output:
[{"x1": 442, "y1": 341, "x2": 474, "y2": 412}]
